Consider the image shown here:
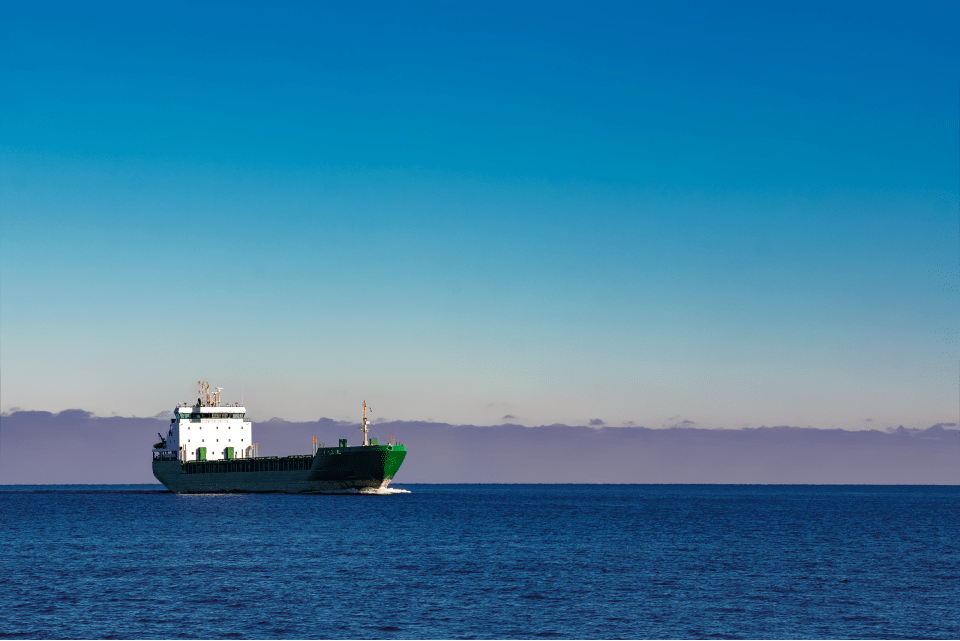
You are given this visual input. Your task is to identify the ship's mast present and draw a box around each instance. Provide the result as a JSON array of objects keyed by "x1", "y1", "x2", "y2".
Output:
[
  {"x1": 360, "y1": 401, "x2": 370, "y2": 446},
  {"x1": 197, "y1": 381, "x2": 212, "y2": 406},
  {"x1": 196, "y1": 381, "x2": 221, "y2": 406}
]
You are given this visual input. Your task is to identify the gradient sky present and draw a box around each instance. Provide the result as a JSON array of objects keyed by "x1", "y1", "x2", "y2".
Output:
[{"x1": 1, "y1": 1, "x2": 957, "y2": 429}]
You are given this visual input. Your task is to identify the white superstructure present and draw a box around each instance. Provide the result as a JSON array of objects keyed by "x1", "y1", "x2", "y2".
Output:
[{"x1": 156, "y1": 381, "x2": 253, "y2": 462}]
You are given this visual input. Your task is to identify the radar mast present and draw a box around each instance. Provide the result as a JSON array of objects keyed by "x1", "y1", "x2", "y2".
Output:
[{"x1": 360, "y1": 401, "x2": 371, "y2": 446}]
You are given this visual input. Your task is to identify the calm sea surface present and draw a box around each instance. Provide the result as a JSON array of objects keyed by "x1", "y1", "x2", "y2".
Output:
[{"x1": 1, "y1": 484, "x2": 957, "y2": 639}]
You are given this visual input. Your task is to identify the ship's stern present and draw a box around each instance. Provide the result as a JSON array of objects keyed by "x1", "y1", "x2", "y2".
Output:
[{"x1": 152, "y1": 452, "x2": 182, "y2": 491}]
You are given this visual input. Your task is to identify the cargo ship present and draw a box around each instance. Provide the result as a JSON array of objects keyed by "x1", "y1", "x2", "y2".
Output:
[{"x1": 152, "y1": 382, "x2": 406, "y2": 493}]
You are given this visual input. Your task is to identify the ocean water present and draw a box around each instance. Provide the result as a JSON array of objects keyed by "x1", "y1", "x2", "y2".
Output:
[{"x1": 1, "y1": 484, "x2": 957, "y2": 640}]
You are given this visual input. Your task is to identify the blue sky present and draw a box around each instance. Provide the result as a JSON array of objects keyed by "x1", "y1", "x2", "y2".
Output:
[{"x1": 1, "y1": 0, "x2": 957, "y2": 428}]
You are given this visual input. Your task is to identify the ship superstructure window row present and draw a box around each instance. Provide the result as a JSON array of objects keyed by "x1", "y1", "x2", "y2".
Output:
[{"x1": 175, "y1": 412, "x2": 245, "y2": 419}]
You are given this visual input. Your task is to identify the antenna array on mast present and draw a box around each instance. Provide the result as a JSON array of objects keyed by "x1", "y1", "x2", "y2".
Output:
[{"x1": 196, "y1": 381, "x2": 223, "y2": 407}]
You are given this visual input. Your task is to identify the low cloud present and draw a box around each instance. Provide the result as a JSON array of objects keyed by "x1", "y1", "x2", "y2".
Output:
[
  {"x1": 589, "y1": 418, "x2": 604, "y2": 426},
  {"x1": 1, "y1": 410, "x2": 958, "y2": 484},
  {"x1": 502, "y1": 415, "x2": 516, "y2": 420}
]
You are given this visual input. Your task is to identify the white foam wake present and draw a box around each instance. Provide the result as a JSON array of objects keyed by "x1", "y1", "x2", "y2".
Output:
[
  {"x1": 302, "y1": 487, "x2": 412, "y2": 495},
  {"x1": 361, "y1": 487, "x2": 411, "y2": 495}
]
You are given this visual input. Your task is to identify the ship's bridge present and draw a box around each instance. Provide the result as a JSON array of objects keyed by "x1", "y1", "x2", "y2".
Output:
[
  {"x1": 174, "y1": 406, "x2": 247, "y2": 420},
  {"x1": 155, "y1": 383, "x2": 253, "y2": 463}
]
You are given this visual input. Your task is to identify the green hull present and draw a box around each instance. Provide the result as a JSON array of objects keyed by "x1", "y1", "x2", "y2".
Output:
[{"x1": 152, "y1": 445, "x2": 406, "y2": 494}]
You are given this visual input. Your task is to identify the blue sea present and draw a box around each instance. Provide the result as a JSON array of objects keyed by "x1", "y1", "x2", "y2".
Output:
[{"x1": 1, "y1": 484, "x2": 957, "y2": 639}]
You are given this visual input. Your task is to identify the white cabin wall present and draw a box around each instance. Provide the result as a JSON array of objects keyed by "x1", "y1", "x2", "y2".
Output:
[
  {"x1": 173, "y1": 407, "x2": 251, "y2": 461},
  {"x1": 168, "y1": 421, "x2": 180, "y2": 453}
]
